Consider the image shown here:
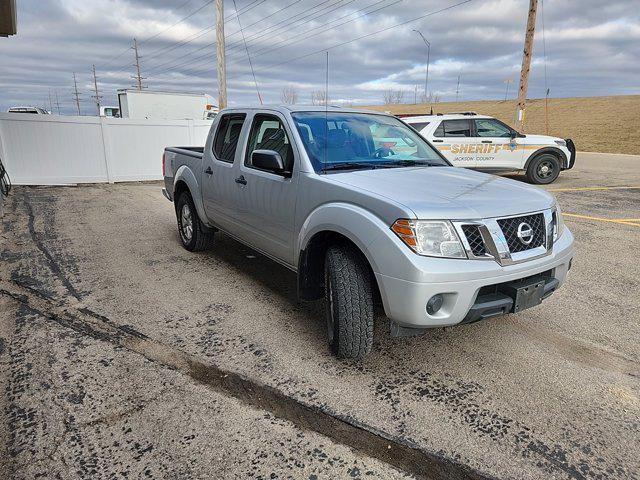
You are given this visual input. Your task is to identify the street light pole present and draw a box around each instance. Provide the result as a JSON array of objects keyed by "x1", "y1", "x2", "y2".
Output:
[{"x1": 413, "y1": 29, "x2": 430, "y2": 102}]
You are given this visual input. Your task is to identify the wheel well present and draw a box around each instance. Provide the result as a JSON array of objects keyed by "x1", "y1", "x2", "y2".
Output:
[
  {"x1": 525, "y1": 148, "x2": 565, "y2": 171},
  {"x1": 174, "y1": 180, "x2": 190, "y2": 209},
  {"x1": 298, "y1": 231, "x2": 380, "y2": 303}
]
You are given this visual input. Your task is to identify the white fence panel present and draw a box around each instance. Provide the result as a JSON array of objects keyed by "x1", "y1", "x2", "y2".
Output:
[
  {"x1": 0, "y1": 113, "x2": 213, "y2": 185},
  {"x1": 0, "y1": 114, "x2": 108, "y2": 184},
  {"x1": 103, "y1": 118, "x2": 192, "y2": 182}
]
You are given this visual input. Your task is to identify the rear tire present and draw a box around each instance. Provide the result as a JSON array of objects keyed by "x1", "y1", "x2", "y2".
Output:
[
  {"x1": 324, "y1": 244, "x2": 374, "y2": 359},
  {"x1": 526, "y1": 153, "x2": 560, "y2": 184},
  {"x1": 176, "y1": 191, "x2": 215, "y2": 251}
]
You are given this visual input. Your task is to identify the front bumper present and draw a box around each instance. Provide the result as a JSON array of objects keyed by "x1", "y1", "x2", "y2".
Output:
[
  {"x1": 564, "y1": 139, "x2": 576, "y2": 169},
  {"x1": 374, "y1": 228, "x2": 573, "y2": 329}
]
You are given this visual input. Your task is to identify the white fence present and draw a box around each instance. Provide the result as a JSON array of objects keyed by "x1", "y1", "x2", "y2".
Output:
[{"x1": 0, "y1": 113, "x2": 213, "y2": 185}]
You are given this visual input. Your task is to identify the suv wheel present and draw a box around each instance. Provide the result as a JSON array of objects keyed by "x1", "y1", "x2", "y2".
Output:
[
  {"x1": 176, "y1": 191, "x2": 215, "y2": 251},
  {"x1": 526, "y1": 153, "x2": 560, "y2": 184},
  {"x1": 324, "y1": 245, "x2": 374, "y2": 358}
]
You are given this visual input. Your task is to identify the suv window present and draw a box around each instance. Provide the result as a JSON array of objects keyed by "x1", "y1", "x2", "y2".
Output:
[
  {"x1": 213, "y1": 113, "x2": 246, "y2": 163},
  {"x1": 474, "y1": 119, "x2": 512, "y2": 137},
  {"x1": 408, "y1": 122, "x2": 429, "y2": 132},
  {"x1": 434, "y1": 119, "x2": 471, "y2": 137},
  {"x1": 245, "y1": 114, "x2": 294, "y2": 173}
]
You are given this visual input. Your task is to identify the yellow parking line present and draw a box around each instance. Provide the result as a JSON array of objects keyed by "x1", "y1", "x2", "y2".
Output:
[
  {"x1": 549, "y1": 186, "x2": 640, "y2": 192},
  {"x1": 563, "y1": 213, "x2": 640, "y2": 227}
]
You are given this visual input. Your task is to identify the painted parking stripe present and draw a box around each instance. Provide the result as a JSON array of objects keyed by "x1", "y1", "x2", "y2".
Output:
[
  {"x1": 549, "y1": 186, "x2": 640, "y2": 192},
  {"x1": 563, "y1": 213, "x2": 640, "y2": 227}
]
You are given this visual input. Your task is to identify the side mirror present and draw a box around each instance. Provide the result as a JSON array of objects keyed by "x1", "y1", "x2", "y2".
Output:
[{"x1": 251, "y1": 149, "x2": 285, "y2": 174}]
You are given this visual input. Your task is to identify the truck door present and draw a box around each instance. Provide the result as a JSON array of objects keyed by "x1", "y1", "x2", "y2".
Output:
[
  {"x1": 430, "y1": 119, "x2": 477, "y2": 167},
  {"x1": 472, "y1": 118, "x2": 523, "y2": 170},
  {"x1": 232, "y1": 112, "x2": 298, "y2": 266},
  {"x1": 202, "y1": 113, "x2": 247, "y2": 232}
]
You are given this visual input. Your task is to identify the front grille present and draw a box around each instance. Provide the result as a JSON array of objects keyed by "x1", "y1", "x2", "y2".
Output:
[
  {"x1": 497, "y1": 213, "x2": 545, "y2": 253},
  {"x1": 461, "y1": 225, "x2": 487, "y2": 256}
]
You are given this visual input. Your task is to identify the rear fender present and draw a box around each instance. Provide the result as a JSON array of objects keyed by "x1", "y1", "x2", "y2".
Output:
[{"x1": 173, "y1": 165, "x2": 210, "y2": 227}]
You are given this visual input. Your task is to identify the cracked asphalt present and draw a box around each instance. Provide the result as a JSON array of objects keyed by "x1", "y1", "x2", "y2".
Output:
[{"x1": 1, "y1": 152, "x2": 639, "y2": 479}]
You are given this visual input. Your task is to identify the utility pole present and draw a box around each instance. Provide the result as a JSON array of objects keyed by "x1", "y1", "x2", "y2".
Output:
[
  {"x1": 455, "y1": 75, "x2": 460, "y2": 102},
  {"x1": 132, "y1": 38, "x2": 146, "y2": 90},
  {"x1": 215, "y1": 0, "x2": 227, "y2": 109},
  {"x1": 48, "y1": 89, "x2": 53, "y2": 113},
  {"x1": 72, "y1": 73, "x2": 82, "y2": 116},
  {"x1": 412, "y1": 30, "x2": 430, "y2": 103},
  {"x1": 515, "y1": 0, "x2": 538, "y2": 132},
  {"x1": 91, "y1": 64, "x2": 103, "y2": 116},
  {"x1": 54, "y1": 90, "x2": 61, "y2": 115},
  {"x1": 504, "y1": 77, "x2": 513, "y2": 101}
]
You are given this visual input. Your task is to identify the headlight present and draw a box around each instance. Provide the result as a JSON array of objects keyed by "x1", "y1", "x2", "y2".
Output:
[
  {"x1": 554, "y1": 140, "x2": 567, "y2": 147},
  {"x1": 391, "y1": 219, "x2": 467, "y2": 258},
  {"x1": 553, "y1": 205, "x2": 565, "y2": 240}
]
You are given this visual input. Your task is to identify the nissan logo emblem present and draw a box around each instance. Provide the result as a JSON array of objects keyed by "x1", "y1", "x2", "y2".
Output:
[{"x1": 517, "y1": 222, "x2": 534, "y2": 245}]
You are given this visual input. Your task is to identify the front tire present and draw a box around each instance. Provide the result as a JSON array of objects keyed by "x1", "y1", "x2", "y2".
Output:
[
  {"x1": 526, "y1": 153, "x2": 561, "y2": 184},
  {"x1": 324, "y1": 245, "x2": 374, "y2": 358},
  {"x1": 176, "y1": 191, "x2": 215, "y2": 251}
]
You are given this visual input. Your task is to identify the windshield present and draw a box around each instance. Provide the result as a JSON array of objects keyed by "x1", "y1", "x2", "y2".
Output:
[{"x1": 291, "y1": 112, "x2": 449, "y2": 172}]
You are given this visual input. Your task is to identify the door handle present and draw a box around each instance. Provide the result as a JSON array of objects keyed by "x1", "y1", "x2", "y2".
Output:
[
  {"x1": 204, "y1": 166, "x2": 213, "y2": 175},
  {"x1": 235, "y1": 175, "x2": 247, "y2": 185},
  {"x1": 432, "y1": 139, "x2": 443, "y2": 143},
  {"x1": 481, "y1": 140, "x2": 492, "y2": 144}
]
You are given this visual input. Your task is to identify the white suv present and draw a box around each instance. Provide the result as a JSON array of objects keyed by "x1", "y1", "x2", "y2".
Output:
[{"x1": 402, "y1": 113, "x2": 575, "y2": 184}]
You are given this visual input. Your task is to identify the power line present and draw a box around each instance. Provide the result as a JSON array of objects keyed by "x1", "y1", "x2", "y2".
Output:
[
  {"x1": 232, "y1": 0, "x2": 262, "y2": 104},
  {"x1": 225, "y1": 0, "x2": 340, "y2": 53},
  {"x1": 117, "y1": 0, "x2": 269, "y2": 75},
  {"x1": 228, "y1": 0, "x2": 475, "y2": 79},
  {"x1": 97, "y1": 0, "x2": 202, "y2": 69},
  {"x1": 144, "y1": 0, "x2": 330, "y2": 75},
  {"x1": 139, "y1": 0, "x2": 213, "y2": 46},
  {"x1": 148, "y1": 0, "x2": 364, "y2": 76},
  {"x1": 232, "y1": 0, "x2": 399, "y2": 66}
]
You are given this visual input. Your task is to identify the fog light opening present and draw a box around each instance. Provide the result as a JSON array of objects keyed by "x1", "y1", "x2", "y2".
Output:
[{"x1": 427, "y1": 294, "x2": 444, "y2": 315}]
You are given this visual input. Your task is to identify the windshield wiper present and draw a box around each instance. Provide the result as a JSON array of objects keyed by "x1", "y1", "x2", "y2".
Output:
[
  {"x1": 380, "y1": 159, "x2": 445, "y2": 167},
  {"x1": 322, "y1": 162, "x2": 379, "y2": 172}
]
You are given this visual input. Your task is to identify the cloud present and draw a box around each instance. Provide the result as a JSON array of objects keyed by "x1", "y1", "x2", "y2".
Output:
[{"x1": 0, "y1": 0, "x2": 638, "y2": 114}]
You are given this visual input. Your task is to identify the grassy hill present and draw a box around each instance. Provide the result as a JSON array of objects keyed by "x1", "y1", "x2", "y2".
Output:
[{"x1": 362, "y1": 95, "x2": 640, "y2": 155}]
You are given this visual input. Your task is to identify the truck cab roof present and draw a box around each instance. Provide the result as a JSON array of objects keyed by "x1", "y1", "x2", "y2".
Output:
[{"x1": 217, "y1": 105, "x2": 383, "y2": 116}]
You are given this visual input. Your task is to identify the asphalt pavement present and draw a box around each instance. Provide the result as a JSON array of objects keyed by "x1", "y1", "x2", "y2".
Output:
[{"x1": 1, "y1": 152, "x2": 638, "y2": 479}]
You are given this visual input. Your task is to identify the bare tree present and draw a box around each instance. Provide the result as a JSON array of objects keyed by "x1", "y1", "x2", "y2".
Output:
[
  {"x1": 311, "y1": 89, "x2": 328, "y2": 106},
  {"x1": 383, "y1": 89, "x2": 405, "y2": 104},
  {"x1": 419, "y1": 91, "x2": 441, "y2": 104},
  {"x1": 280, "y1": 85, "x2": 298, "y2": 105}
]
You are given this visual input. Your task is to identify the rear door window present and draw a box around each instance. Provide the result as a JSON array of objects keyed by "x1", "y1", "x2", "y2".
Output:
[
  {"x1": 213, "y1": 113, "x2": 247, "y2": 163},
  {"x1": 436, "y1": 119, "x2": 472, "y2": 137}
]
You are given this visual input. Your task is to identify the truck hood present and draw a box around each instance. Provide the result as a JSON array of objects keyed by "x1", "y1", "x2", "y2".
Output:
[{"x1": 330, "y1": 166, "x2": 555, "y2": 220}]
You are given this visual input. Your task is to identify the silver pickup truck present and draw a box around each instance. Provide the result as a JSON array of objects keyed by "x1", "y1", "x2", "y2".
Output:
[{"x1": 162, "y1": 106, "x2": 574, "y2": 358}]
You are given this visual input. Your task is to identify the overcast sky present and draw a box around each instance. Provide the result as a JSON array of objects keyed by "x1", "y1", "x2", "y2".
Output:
[{"x1": 0, "y1": 0, "x2": 638, "y2": 114}]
